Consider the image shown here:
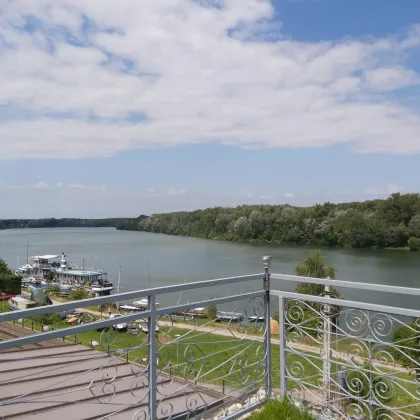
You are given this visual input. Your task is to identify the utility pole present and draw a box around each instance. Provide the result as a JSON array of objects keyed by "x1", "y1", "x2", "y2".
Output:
[
  {"x1": 147, "y1": 260, "x2": 151, "y2": 287},
  {"x1": 116, "y1": 266, "x2": 121, "y2": 311},
  {"x1": 322, "y1": 277, "x2": 332, "y2": 410}
]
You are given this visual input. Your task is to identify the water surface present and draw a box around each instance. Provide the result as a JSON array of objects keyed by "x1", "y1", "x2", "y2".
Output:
[{"x1": 0, "y1": 228, "x2": 419, "y2": 310}]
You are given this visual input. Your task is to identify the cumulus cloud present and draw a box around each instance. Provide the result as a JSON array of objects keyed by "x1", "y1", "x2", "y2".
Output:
[
  {"x1": 284, "y1": 192, "x2": 295, "y2": 198},
  {"x1": 0, "y1": 0, "x2": 420, "y2": 160}
]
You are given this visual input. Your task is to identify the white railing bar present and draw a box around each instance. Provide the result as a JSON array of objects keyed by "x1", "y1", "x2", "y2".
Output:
[
  {"x1": 0, "y1": 273, "x2": 263, "y2": 322},
  {"x1": 0, "y1": 309, "x2": 150, "y2": 351},
  {"x1": 272, "y1": 290, "x2": 420, "y2": 318},
  {"x1": 156, "y1": 291, "x2": 264, "y2": 316},
  {"x1": 271, "y1": 273, "x2": 420, "y2": 296},
  {"x1": 0, "y1": 291, "x2": 264, "y2": 351}
]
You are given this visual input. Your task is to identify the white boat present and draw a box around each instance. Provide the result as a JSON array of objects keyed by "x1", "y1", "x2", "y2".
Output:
[
  {"x1": 109, "y1": 313, "x2": 127, "y2": 331},
  {"x1": 248, "y1": 316, "x2": 265, "y2": 322},
  {"x1": 90, "y1": 280, "x2": 114, "y2": 296},
  {"x1": 138, "y1": 319, "x2": 159, "y2": 333},
  {"x1": 119, "y1": 305, "x2": 142, "y2": 312},
  {"x1": 9, "y1": 296, "x2": 37, "y2": 311},
  {"x1": 177, "y1": 307, "x2": 209, "y2": 318},
  {"x1": 132, "y1": 298, "x2": 160, "y2": 310},
  {"x1": 21, "y1": 277, "x2": 41, "y2": 288}
]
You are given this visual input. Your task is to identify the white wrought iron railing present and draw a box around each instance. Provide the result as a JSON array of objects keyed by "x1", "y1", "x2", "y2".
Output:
[
  {"x1": 0, "y1": 258, "x2": 420, "y2": 419},
  {"x1": 272, "y1": 273, "x2": 420, "y2": 419}
]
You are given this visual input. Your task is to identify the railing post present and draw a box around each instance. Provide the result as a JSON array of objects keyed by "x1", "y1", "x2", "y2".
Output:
[
  {"x1": 263, "y1": 256, "x2": 272, "y2": 399},
  {"x1": 278, "y1": 296, "x2": 286, "y2": 398},
  {"x1": 148, "y1": 294, "x2": 157, "y2": 419}
]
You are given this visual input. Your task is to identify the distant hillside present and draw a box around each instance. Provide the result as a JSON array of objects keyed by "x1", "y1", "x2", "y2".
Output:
[
  {"x1": 0, "y1": 218, "x2": 129, "y2": 230},
  {"x1": 117, "y1": 194, "x2": 420, "y2": 250}
]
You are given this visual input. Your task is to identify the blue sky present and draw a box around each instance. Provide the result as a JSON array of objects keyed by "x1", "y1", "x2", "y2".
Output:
[{"x1": 0, "y1": 0, "x2": 419, "y2": 218}]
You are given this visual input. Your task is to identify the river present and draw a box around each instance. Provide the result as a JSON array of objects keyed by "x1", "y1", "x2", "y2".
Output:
[{"x1": 0, "y1": 227, "x2": 419, "y2": 311}]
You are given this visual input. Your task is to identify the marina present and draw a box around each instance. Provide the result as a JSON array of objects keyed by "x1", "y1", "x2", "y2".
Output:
[{"x1": 15, "y1": 252, "x2": 114, "y2": 297}]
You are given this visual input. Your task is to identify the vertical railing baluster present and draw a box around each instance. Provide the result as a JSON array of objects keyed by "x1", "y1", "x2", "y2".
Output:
[
  {"x1": 263, "y1": 256, "x2": 272, "y2": 399},
  {"x1": 279, "y1": 296, "x2": 286, "y2": 398},
  {"x1": 148, "y1": 294, "x2": 157, "y2": 419}
]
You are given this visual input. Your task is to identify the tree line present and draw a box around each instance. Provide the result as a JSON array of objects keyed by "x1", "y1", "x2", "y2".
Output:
[
  {"x1": 0, "y1": 218, "x2": 127, "y2": 230},
  {"x1": 117, "y1": 193, "x2": 420, "y2": 250}
]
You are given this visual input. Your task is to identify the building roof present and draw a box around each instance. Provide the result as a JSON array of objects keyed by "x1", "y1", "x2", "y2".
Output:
[
  {"x1": 32, "y1": 255, "x2": 60, "y2": 260},
  {"x1": 55, "y1": 269, "x2": 106, "y2": 277},
  {"x1": 0, "y1": 343, "x2": 224, "y2": 419}
]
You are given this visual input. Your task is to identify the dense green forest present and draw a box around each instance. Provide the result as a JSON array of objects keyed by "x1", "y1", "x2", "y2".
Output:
[
  {"x1": 0, "y1": 218, "x2": 127, "y2": 230},
  {"x1": 117, "y1": 193, "x2": 420, "y2": 250}
]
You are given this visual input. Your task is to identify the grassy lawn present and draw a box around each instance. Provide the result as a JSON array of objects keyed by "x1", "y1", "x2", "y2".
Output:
[{"x1": 0, "y1": 302, "x2": 10, "y2": 313}]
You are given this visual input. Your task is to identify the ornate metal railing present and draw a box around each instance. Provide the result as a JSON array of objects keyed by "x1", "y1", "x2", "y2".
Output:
[
  {"x1": 1, "y1": 262, "x2": 420, "y2": 419},
  {"x1": 271, "y1": 273, "x2": 420, "y2": 419},
  {"x1": 0, "y1": 272, "x2": 271, "y2": 420}
]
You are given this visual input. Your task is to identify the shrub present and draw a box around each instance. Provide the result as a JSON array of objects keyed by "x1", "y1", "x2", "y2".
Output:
[
  {"x1": 70, "y1": 288, "x2": 91, "y2": 301},
  {"x1": 30, "y1": 313, "x2": 61, "y2": 325},
  {"x1": 408, "y1": 237, "x2": 420, "y2": 251},
  {"x1": 0, "y1": 258, "x2": 21, "y2": 295},
  {"x1": 46, "y1": 284, "x2": 61, "y2": 295},
  {"x1": 207, "y1": 303, "x2": 217, "y2": 320},
  {"x1": 249, "y1": 398, "x2": 315, "y2": 420}
]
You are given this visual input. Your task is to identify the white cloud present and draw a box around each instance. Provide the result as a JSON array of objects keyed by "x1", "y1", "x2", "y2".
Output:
[
  {"x1": 67, "y1": 183, "x2": 106, "y2": 190},
  {"x1": 387, "y1": 183, "x2": 402, "y2": 194},
  {"x1": 145, "y1": 187, "x2": 158, "y2": 197},
  {"x1": 166, "y1": 188, "x2": 188, "y2": 197},
  {"x1": 365, "y1": 187, "x2": 382, "y2": 196},
  {"x1": 365, "y1": 184, "x2": 403, "y2": 196},
  {"x1": 0, "y1": 1, "x2": 419, "y2": 159},
  {"x1": 143, "y1": 187, "x2": 187, "y2": 197},
  {"x1": 33, "y1": 181, "x2": 49, "y2": 189},
  {"x1": 27, "y1": 181, "x2": 106, "y2": 190},
  {"x1": 284, "y1": 192, "x2": 295, "y2": 199},
  {"x1": 363, "y1": 67, "x2": 420, "y2": 91}
]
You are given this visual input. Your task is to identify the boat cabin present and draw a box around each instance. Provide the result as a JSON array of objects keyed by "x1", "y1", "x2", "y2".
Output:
[
  {"x1": 53, "y1": 269, "x2": 107, "y2": 287},
  {"x1": 9, "y1": 296, "x2": 37, "y2": 311}
]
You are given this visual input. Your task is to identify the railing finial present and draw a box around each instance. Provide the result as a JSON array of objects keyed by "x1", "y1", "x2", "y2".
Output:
[{"x1": 262, "y1": 255, "x2": 271, "y2": 269}]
